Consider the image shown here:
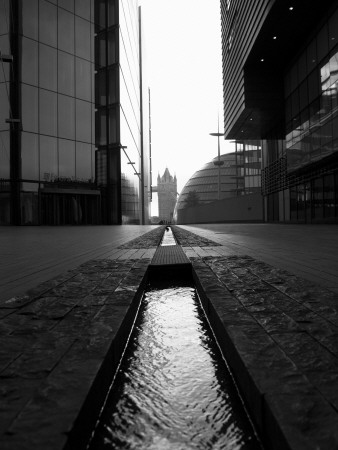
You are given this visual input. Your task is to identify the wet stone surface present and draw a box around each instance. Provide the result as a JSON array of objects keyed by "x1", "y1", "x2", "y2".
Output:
[
  {"x1": 191, "y1": 254, "x2": 338, "y2": 449},
  {"x1": 0, "y1": 258, "x2": 150, "y2": 450},
  {"x1": 171, "y1": 225, "x2": 221, "y2": 246},
  {"x1": 118, "y1": 226, "x2": 165, "y2": 249}
]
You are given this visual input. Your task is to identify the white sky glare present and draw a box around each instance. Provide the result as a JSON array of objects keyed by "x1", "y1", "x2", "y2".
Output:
[{"x1": 140, "y1": 0, "x2": 235, "y2": 214}]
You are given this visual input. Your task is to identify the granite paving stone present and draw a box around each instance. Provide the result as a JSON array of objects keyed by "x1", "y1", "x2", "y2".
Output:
[{"x1": 1, "y1": 224, "x2": 338, "y2": 450}]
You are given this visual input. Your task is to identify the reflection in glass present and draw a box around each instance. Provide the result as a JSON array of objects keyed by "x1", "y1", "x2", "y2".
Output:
[
  {"x1": 22, "y1": 85, "x2": 38, "y2": 133},
  {"x1": 21, "y1": 0, "x2": 38, "y2": 39},
  {"x1": 59, "y1": 139, "x2": 75, "y2": 178},
  {"x1": 39, "y1": 0, "x2": 57, "y2": 46},
  {"x1": 21, "y1": 37, "x2": 38, "y2": 86},
  {"x1": 75, "y1": 16, "x2": 91, "y2": 60},
  {"x1": 0, "y1": 131, "x2": 10, "y2": 178},
  {"x1": 76, "y1": 99, "x2": 92, "y2": 143},
  {"x1": 58, "y1": 95, "x2": 75, "y2": 140},
  {"x1": 58, "y1": 8, "x2": 75, "y2": 54},
  {"x1": 40, "y1": 135, "x2": 58, "y2": 180},
  {"x1": 76, "y1": 142, "x2": 92, "y2": 179},
  {"x1": 58, "y1": 51, "x2": 75, "y2": 96},
  {"x1": 39, "y1": 44, "x2": 57, "y2": 91},
  {"x1": 22, "y1": 132, "x2": 39, "y2": 179},
  {"x1": 76, "y1": 58, "x2": 92, "y2": 101},
  {"x1": 39, "y1": 89, "x2": 57, "y2": 136}
]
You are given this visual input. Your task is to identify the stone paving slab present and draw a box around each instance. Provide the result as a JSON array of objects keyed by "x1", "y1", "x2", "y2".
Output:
[
  {"x1": 1, "y1": 224, "x2": 338, "y2": 450},
  {"x1": 190, "y1": 254, "x2": 338, "y2": 450},
  {"x1": 0, "y1": 257, "x2": 151, "y2": 450}
]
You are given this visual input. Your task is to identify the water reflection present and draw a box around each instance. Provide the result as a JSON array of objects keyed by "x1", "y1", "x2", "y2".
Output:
[{"x1": 89, "y1": 281, "x2": 262, "y2": 449}]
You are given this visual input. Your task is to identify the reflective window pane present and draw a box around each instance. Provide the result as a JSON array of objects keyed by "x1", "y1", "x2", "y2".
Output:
[
  {"x1": 39, "y1": 0, "x2": 57, "y2": 46},
  {"x1": 22, "y1": 84, "x2": 38, "y2": 133},
  {"x1": 76, "y1": 142, "x2": 92, "y2": 179},
  {"x1": 40, "y1": 135, "x2": 58, "y2": 179},
  {"x1": 21, "y1": 37, "x2": 38, "y2": 86},
  {"x1": 58, "y1": 8, "x2": 75, "y2": 54},
  {"x1": 75, "y1": 57, "x2": 92, "y2": 101},
  {"x1": 0, "y1": 131, "x2": 10, "y2": 178},
  {"x1": 39, "y1": 89, "x2": 57, "y2": 136},
  {"x1": 76, "y1": 99, "x2": 92, "y2": 142},
  {"x1": 75, "y1": 16, "x2": 91, "y2": 60},
  {"x1": 58, "y1": 94, "x2": 75, "y2": 140},
  {"x1": 58, "y1": 51, "x2": 75, "y2": 96},
  {"x1": 21, "y1": 0, "x2": 38, "y2": 39},
  {"x1": 59, "y1": 139, "x2": 75, "y2": 178},
  {"x1": 58, "y1": 0, "x2": 74, "y2": 13},
  {"x1": 75, "y1": 0, "x2": 90, "y2": 20},
  {"x1": 22, "y1": 132, "x2": 39, "y2": 179},
  {"x1": 39, "y1": 44, "x2": 57, "y2": 91}
]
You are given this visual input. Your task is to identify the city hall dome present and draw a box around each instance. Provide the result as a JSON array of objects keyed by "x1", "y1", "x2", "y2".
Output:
[{"x1": 176, "y1": 152, "x2": 239, "y2": 211}]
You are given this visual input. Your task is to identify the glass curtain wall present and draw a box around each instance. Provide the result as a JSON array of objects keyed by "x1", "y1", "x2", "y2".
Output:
[
  {"x1": 0, "y1": 0, "x2": 11, "y2": 224},
  {"x1": 20, "y1": 0, "x2": 96, "y2": 225},
  {"x1": 95, "y1": 0, "x2": 144, "y2": 224}
]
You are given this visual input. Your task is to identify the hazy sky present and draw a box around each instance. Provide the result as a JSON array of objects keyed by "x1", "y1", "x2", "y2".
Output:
[{"x1": 140, "y1": 0, "x2": 235, "y2": 215}]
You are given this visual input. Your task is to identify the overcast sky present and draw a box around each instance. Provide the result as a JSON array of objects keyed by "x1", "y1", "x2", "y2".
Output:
[{"x1": 140, "y1": 0, "x2": 235, "y2": 215}]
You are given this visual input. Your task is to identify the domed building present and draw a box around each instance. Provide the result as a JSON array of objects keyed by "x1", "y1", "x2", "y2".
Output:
[
  {"x1": 175, "y1": 142, "x2": 263, "y2": 223},
  {"x1": 176, "y1": 152, "x2": 239, "y2": 212}
]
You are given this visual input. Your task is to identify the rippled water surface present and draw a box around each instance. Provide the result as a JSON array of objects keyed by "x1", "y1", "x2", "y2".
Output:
[{"x1": 89, "y1": 281, "x2": 261, "y2": 449}]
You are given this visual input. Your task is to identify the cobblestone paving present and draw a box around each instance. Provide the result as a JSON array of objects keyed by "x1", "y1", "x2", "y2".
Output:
[
  {"x1": 118, "y1": 226, "x2": 165, "y2": 249},
  {"x1": 0, "y1": 258, "x2": 150, "y2": 450},
  {"x1": 171, "y1": 225, "x2": 221, "y2": 246},
  {"x1": 191, "y1": 254, "x2": 338, "y2": 449}
]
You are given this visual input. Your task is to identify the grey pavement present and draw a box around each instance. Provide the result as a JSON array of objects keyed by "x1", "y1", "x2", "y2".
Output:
[
  {"x1": 0, "y1": 225, "x2": 157, "y2": 302},
  {"x1": 1, "y1": 223, "x2": 338, "y2": 450},
  {"x1": 178, "y1": 223, "x2": 338, "y2": 292}
]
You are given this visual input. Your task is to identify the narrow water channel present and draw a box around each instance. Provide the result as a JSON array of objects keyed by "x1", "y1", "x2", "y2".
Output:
[{"x1": 88, "y1": 280, "x2": 262, "y2": 450}]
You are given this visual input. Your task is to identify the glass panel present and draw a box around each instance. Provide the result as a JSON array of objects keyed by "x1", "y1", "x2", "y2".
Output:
[
  {"x1": 75, "y1": 0, "x2": 90, "y2": 20},
  {"x1": 108, "y1": 29, "x2": 117, "y2": 65},
  {"x1": 307, "y1": 39, "x2": 317, "y2": 72},
  {"x1": 58, "y1": 8, "x2": 75, "y2": 54},
  {"x1": 75, "y1": 16, "x2": 91, "y2": 60},
  {"x1": 312, "y1": 178, "x2": 323, "y2": 219},
  {"x1": 95, "y1": 0, "x2": 106, "y2": 29},
  {"x1": 59, "y1": 139, "x2": 75, "y2": 178},
  {"x1": 0, "y1": 83, "x2": 9, "y2": 131},
  {"x1": 22, "y1": 84, "x2": 38, "y2": 133},
  {"x1": 39, "y1": 0, "x2": 57, "y2": 46},
  {"x1": 108, "y1": 0, "x2": 117, "y2": 26},
  {"x1": 0, "y1": 131, "x2": 10, "y2": 178},
  {"x1": 39, "y1": 89, "x2": 57, "y2": 136},
  {"x1": 76, "y1": 142, "x2": 92, "y2": 179},
  {"x1": 308, "y1": 69, "x2": 319, "y2": 103},
  {"x1": 58, "y1": 94, "x2": 75, "y2": 140},
  {"x1": 76, "y1": 99, "x2": 92, "y2": 142},
  {"x1": 95, "y1": 108, "x2": 107, "y2": 146},
  {"x1": 108, "y1": 65, "x2": 118, "y2": 104},
  {"x1": 22, "y1": 132, "x2": 39, "y2": 179},
  {"x1": 329, "y1": 8, "x2": 338, "y2": 50},
  {"x1": 95, "y1": 32, "x2": 106, "y2": 67},
  {"x1": 21, "y1": 37, "x2": 38, "y2": 86},
  {"x1": 109, "y1": 106, "x2": 118, "y2": 144},
  {"x1": 58, "y1": 0, "x2": 74, "y2": 13},
  {"x1": 40, "y1": 135, "x2": 58, "y2": 180},
  {"x1": 95, "y1": 70, "x2": 106, "y2": 105},
  {"x1": 324, "y1": 174, "x2": 335, "y2": 217},
  {"x1": 317, "y1": 25, "x2": 329, "y2": 63},
  {"x1": 21, "y1": 0, "x2": 38, "y2": 39},
  {"x1": 39, "y1": 44, "x2": 57, "y2": 91},
  {"x1": 58, "y1": 51, "x2": 75, "y2": 96},
  {"x1": 75, "y1": 57, "x2": 92, "y2": 101}
]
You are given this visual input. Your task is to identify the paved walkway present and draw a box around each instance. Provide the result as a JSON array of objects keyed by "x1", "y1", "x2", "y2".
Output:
[
  {"x1": 177, "y1": 223, "x2": 338, "y2": 292},
  {"x1": 1, "y1": 223, "x2": 338, "y2": 450}
]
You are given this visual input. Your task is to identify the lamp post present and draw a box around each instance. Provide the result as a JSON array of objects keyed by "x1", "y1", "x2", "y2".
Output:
[{"x1": 210, "y1": 117, "x2": 224, "y2": 200}]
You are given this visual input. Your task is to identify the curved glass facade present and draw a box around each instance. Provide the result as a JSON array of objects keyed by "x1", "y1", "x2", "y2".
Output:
[{"x1": 176, "y1": 142, "x2": 262, "y2": 213}]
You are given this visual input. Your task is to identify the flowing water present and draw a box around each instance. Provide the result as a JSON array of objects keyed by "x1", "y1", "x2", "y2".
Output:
[{"x1": 89, "y1": 280, "x2": 262, "y2": 449}]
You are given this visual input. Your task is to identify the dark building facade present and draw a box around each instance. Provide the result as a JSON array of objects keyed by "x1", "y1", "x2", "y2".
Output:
[
  {"x1": 221, "y1": 0, "x2": 338, "y2": 223},
  {"x1": 0, "y1": 0, "x2": 149, "y2": 225}
]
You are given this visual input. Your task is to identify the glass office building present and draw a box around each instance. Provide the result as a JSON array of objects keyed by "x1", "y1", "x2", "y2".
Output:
[
  {"x1": 0, "y1": 0, "x2": 149, "y2": 225},
  {"x1": 221, "y1": 0, "x2": 338, "y2": 223}
]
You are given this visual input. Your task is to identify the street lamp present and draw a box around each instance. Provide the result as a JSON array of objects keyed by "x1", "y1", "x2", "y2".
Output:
[{"x1": 210, "y1": 117, "x2": 224, "y2": 200}]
